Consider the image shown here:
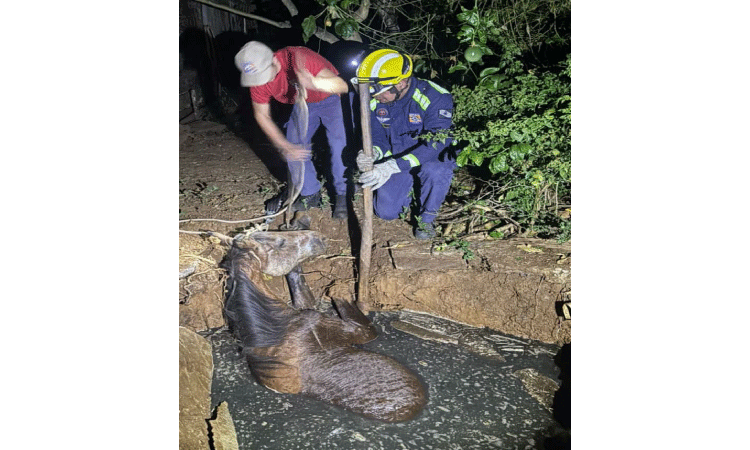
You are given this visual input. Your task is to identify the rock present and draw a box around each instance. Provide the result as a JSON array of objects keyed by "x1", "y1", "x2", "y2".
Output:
[
  {"x1": 208, "y1": 402, "x2": 239, "y2": 450},
  {"x1": 179, "y1": 327, "x2": 213, "y2": 450},
  {"x1": 513, "y1": 368, "x2": 560, "y2": 412}
]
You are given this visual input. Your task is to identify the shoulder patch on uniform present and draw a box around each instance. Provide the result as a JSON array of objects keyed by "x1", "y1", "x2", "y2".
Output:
[
  {"x1": 377, "y1": 108, "x2": 390, "y2": 124},
  {"x1": 409, "y1": 113, "x2": 423, "y2": 124},
  {"x1": 439, "y1": 109, "x2": 453, "y2": 119}
]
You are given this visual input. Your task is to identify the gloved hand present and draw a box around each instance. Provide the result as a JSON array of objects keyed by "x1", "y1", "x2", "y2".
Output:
[
  {"x1": 359, "y1": 159, "x2": 400, "y2": 190},
  {"x1": 356, "y1": 150, "x2": 375, "y2": 172}
]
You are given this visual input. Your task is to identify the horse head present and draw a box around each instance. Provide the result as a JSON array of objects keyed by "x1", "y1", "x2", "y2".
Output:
[
  {"x1": 244, "y1": 231, "x2": 326, "y2": 276},
  {"x1": 212, "y1": 229, "x2": 326, "y2": 277}
]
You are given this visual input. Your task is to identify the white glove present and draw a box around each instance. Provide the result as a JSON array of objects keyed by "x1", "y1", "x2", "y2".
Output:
[
  {"x1": 359, "y1": 159, "x2": 400, "y2": 190},
  {"x1": 356, "y1": 150, "x2": 375, "y2": 172}
]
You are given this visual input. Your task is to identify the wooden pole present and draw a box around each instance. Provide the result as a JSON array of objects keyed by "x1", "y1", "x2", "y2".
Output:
[{"x1": 357, "y1": 83, "x2": 373, "y2": 314}]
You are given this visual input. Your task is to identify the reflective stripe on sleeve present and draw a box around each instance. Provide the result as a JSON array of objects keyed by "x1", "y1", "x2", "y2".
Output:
[
  {"x1": 412, "y1": 89, "x2": 430, "y2": 111},
  {"x1": 401, "y1": 154, "x2": 420, "y2": 167},
  {"x1": 426, "y1": 80, "x2": 450, "y2": 94}
]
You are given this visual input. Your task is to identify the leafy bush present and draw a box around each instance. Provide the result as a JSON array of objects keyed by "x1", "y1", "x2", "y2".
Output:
[{"x1": 433, "y1": 2, "x2": 571, "y2": 241}]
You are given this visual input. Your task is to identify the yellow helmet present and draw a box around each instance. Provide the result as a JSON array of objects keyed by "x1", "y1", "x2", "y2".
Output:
[{"x1": 354, "y1": 49, "x2": 413, "y2": 95}]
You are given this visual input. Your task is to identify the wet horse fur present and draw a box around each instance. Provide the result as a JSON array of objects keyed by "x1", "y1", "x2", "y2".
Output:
[{"x1": 220, "y1": 229, "x2": 427, "y2": 423}]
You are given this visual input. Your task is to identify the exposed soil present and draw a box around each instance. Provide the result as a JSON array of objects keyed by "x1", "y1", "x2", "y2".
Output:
[{"x1": 178, "y1": 119, "x2": 571, "y2": 345}]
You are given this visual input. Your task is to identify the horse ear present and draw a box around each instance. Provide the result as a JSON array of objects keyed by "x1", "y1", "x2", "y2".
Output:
[{"x1": 235, "y1": 235, "x2": 272, "y2": 256}]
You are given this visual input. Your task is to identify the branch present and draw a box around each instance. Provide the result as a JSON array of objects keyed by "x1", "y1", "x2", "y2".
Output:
[
  {"x1": 313, "y1": 27, "x2": 363, "y2": 43},
  {"x1": 352, "y1": 0, "x2": 370, "y2": 22},
  {"x1": 192, "y1": 0, "x2": 292, "y2": 28},
  {"x1": 280, "y1": 0, "x2": 298, "y2": 17},
  {"x1": 314, "y1": 27, "x2": 340, "y2": 44},
  {"x1": 374, "y1": 0, "x2": 400, "y2": 33}
]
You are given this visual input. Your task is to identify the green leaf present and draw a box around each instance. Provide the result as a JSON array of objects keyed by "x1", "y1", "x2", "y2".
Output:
[
  {"x1": 512, "y1": 143, "x2": 532, "y2": 154},
  {"x1": 414, "y1": 58, "x2": 426, "y2": 73},
  {"x1": 456, "y1": 151, "x2": 469, "y2": 167},
  {"x1": 448, "y1": 63, "x2": 469, "y2": 74},
  {"x1": 457, "y1": 25, "x2": 475, "y2": 41},
  {"x1": 479, "y1": 67, "x2": 501, "y2": 77},
  {"x1": 470, "y1": 152, "x2": 484, "y2": 166},
  {"x1": 302, "y1": 16, "x2": 317, "y2": 43},
  {"x1": 489, "y1": 155, "x2": 508, "y2": 174},
  {"x1": 456, "y1": 8, "x2": 470, "y2": 22},
  {"x1": 479, "y1": 74, "x2": 510, "y2": 90},
  {"x1": 334, "y1": 19, "x2": 358, "y2": 39},
  {"x1": 559, "y1": 162, "x2": 571, "y2": 180},
  {"x1": 478, "y1": 44, "x2": 493, "y2": 56}
]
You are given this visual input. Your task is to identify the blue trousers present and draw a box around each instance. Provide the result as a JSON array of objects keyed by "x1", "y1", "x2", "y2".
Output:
[
  {"x1": 373, "y1": 158, "x2": 457, "y2": 224},
  {"x1": 285, "y1": 95, "x2": 348, "y2": 196}
]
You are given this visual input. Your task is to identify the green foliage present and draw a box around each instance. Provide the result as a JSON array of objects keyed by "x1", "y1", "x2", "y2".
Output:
[
  {"x1": 448, "y1": 238, "x2": 475, "y2": 261},
  {"x1": 447, "y1": 56, "x2": 571, "y2": 238},
  {"x1": 302, "y1": 0, "x2": 362, "y2": 43},
  {"x1": 436, "y1": 1, "x2": 571, "y2": 240}
]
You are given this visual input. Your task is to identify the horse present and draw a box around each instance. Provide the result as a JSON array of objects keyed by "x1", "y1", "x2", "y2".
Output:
[{"x1": 214, "y1": 229, "x2": 428, "y2": 423}]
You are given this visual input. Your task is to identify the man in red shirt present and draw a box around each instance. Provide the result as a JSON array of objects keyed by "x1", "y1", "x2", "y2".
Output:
[{"x1": 234, "y1": 41, "x2": 350, "y2": 219}]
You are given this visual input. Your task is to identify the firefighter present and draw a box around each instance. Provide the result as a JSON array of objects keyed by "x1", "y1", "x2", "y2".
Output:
[{"x1": 354, "y1": 49, "x2": 457, "y2": 239}]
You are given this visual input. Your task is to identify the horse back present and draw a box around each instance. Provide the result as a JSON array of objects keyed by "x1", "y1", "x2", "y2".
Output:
[
  {"x1": 298, "y1": 347, "x2": 428, "y2": 422},
  {"x1": 244, "y1": 346, "x2": 302, "y2": 394}
]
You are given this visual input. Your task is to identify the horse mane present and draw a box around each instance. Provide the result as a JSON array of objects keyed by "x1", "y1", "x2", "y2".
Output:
[{"x1": 222, "y1": 246, "x2": 292, "y2": 348}]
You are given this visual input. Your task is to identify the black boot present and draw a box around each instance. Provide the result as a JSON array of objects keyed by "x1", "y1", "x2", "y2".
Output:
[
  {"x1": 265, "y1": 189, "x2": 321, "y2": 215},
  {"x1": 292, "y1": 191, "x2": 321, "y2": 211},
  {"x1": 332, "y1": 194, "x2": 347, "y2": 220},
  {"x1": 414, "y1": 221, "x2": 436, "y2": 240}
]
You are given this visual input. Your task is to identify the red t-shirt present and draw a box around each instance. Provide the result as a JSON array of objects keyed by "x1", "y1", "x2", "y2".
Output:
[{"x1": 249, "y1": 47, "x2": 340, "y2": 105}]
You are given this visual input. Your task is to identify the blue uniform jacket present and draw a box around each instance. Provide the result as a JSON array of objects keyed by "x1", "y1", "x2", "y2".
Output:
[{"x1": 369, "y1": 78, "x2": 454, "y2": 171}]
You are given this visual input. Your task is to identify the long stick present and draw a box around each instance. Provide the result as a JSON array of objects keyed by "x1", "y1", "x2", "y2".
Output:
[{"x1": 357, "y1": 83, "x2": 373, "y2": 313}]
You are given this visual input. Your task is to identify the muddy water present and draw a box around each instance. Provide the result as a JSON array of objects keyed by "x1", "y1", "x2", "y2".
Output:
[{"x1": 206, "y1": 311, "x2": 568, "y2": 450}]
